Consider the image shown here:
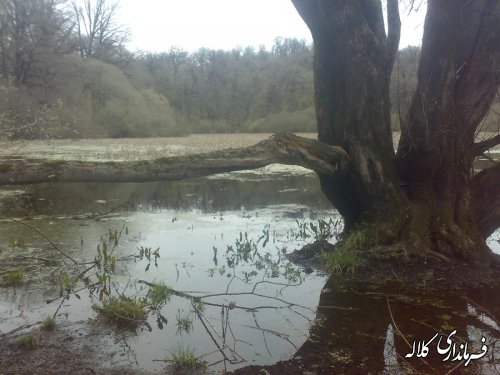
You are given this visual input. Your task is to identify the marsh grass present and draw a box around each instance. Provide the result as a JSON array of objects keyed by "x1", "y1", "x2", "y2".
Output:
[
  {"x1": 168, "y1": 345, "x2": 206, "y2": 372},
  {"x1": 147, "y1": 282, "x2": 173, "y2": 308},
  {"x1": 41, "y1": 316, "x2": 56, "y2": 331},
  {"x1": 321, "y1": 228, "x2": 371, "y2": 273},
  {"x1": 19, "y1": 334, "x2": 38, "y2": 348},
  {"x1": 321, "y1": 248, "x2": 365, "y2": 273},
  {"x1": 2, "y1": 269, "x2": 24, "y2": 286},
  {"x1": 92, "y1": 295, "x2": 148, "y2": 328}
]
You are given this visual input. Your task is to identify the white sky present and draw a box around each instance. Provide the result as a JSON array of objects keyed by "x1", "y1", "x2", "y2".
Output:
[{"x1": 118, "y1": 0, "x2": 426, "y2": 53}]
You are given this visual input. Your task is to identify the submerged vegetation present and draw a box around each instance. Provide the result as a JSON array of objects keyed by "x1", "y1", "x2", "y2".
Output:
[{"x1": 1, "y1": 269, "x2": 24, "y2": 286}]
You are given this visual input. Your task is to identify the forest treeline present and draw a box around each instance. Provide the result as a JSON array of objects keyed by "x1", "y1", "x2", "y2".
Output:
[{"x1": 0, "y1": 0, "x2": 498, "y2": 139}]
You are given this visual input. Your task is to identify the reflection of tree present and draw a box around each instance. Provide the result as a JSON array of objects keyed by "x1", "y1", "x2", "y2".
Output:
[
  {"x1": 0, "y1": 174, "x2": 332, "y2": 217},
  {"x1": 234, "y1": 278, "x2": 500, "y2": 374},
  {"x1": 8, "y1": 222, "x2": 321, "y2": 372}
]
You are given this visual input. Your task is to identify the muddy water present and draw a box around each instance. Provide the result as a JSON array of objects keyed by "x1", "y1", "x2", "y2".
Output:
[
  {"x1": 0, "y1": 135, "x2": 499, "y2": 374},
  {"x1": 0, "y1": 167, "x2": 338, "y2": 372}
]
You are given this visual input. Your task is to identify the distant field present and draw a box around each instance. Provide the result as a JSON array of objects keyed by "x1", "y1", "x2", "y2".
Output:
[{"x1": 0, "y1": 132, "x2": 497, "y2": 161}]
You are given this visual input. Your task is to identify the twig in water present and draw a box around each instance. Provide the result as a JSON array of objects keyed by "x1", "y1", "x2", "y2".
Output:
[{"x1": 6, "y1": 217, "x2": 78, "y2": 265}]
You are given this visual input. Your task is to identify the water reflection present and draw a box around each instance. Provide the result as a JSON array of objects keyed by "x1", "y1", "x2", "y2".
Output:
[
  {"x1": 236, "y1": 278, "x2": 500, "y2": 374},
  {"x1": 0, "y1": 173, "x2": 332, "y2": 218},
  {"x1": 1, "y1": 170, "x2": 499, "y2": 374},
  {"x1": 0, "y1": 171, "x2": 333, "y2": 373}
]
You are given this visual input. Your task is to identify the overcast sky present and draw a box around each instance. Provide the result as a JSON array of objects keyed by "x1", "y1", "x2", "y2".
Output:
[{"x1": 118, "y1": 0, "x2": 426, "y2": 53}]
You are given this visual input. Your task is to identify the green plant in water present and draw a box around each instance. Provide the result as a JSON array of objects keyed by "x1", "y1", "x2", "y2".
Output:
[
  {"x1": 321, "y1": 227, "x2": 372, "y2": 274},
  {"x1": 341, "y1": 227, "x2": 373, "y2": 252},
  {"x1": 92, "y1": 295, "x2": 148, "y2": 329},
  {"x1": 322, "y1": 248, "x2": 365, "y2": 273},
  {"x1": 169, "y1": 345, "x2": 205, "y2": 372},
  {"x1": 137, "y1": 246, "x2": 160, "y2": 271},
  {"x1": 192, "y1": 297, "x2": 205, "y2": 312},
  {"x1": 19, "y1": 334, "x2": 38, "y2": 348},
  {"x1": 2, "y1": 269, "x2": 24, "y2": 286},
  {"x1": 290, "y1": 218, "x2": 341, "y2": 242},
  {"x1": 41, "y1": 316, "x2": 56, "y2": 331},
  {"x1": 176, "y1": 310, "x2": 193, "y2": 334},
  {"x1": 147, "y1": 282, "x2": 173, "y2": 308}
]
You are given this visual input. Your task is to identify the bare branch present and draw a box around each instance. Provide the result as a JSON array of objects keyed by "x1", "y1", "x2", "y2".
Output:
[
  {"x1": 0, "y1": 134, "x2": 349, "y2": 186},
  {"x1": 472, "y1": 133, "x2": 500, "y2": 156}
]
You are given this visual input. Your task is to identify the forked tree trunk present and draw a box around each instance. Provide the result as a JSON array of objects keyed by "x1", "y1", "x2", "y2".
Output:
[{"x1": 292, "y1": 0, "x2": 500, "y2": 260}]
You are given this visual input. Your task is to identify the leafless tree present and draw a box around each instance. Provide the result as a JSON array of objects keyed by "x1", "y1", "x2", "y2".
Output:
[
  {"x1": 71, "y1": 0, "x2": 130, "y2": 66},
  {"x1": 0, "y1": 0, "x2": 74, "y2": 85}
]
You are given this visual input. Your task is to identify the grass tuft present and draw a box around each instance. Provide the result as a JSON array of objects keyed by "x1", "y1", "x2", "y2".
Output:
[
  {"x1": 147, "y1": 282, "x2": 173, "y2": 308},
  {"x1": 322, "y1": 248, "x2": 365, "y2": 273},
  {"x1": 2, "y1": 269, "x2": 24, "y2": 286},
  {"x1": 92, "y1": 295, "x2": 148, "y2": 328},
  {"x1": 169, "y1": 345, "x2": 205, "y2": 372},
  {"x1": 321, "y1": 228, "x2": 370, "y2": 273},
  {"x1": 19, "y1": 334, "x2": 38, "y2": 348},
  {"x1": 41, "y1": 316, "x2": 56, "y2": 331}
]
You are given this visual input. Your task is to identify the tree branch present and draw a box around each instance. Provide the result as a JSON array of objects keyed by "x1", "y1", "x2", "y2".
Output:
[
  {"x1": 386, "y1": 0, "x2": 401, "y2": 73},
  {"x1": 0, "y1": 134, "x2": 349, "y2": 186},
  {"x1": 472, "y1": 133, "x2": 500, "y2": 156},
  {"x1": 471, "y1": 162, "x2": 500, "y2": 238}
]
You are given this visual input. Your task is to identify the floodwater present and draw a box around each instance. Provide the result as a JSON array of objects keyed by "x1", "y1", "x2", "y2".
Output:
[{"x1": 0, "y1": 135, "x2": 499, "y2": 374}]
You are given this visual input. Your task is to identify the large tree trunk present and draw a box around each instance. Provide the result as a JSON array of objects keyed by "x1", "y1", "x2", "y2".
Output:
[
  {"x1": 395, "y1": 0, "x2": 500, "y2": 258},
  {"x1": 292, "y1": 0, "x2": 408, "y2": 232},
  {"x1": 291, "y1": 0, "x2": 500, "y2": 261}
]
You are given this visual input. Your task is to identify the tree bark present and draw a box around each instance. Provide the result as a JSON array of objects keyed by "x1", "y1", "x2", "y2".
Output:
[
  {"x1": 291, "y1": 0, "x2": 500, "y2": 260},
  {"x1": 395, "y1": 0, "x2": 500, "y2": 258},
  {"x1": 292, "y1": 0, "x2": 408, "y2": 230},
  {"x1": 0, "y1": 134, "x2": 348, "y2": 185}
]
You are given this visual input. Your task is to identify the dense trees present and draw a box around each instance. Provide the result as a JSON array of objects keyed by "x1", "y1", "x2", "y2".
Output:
[
  {"x1": 0, "y1": 0, "x2": 73, "y2": 85},
  {"x1": 133, "y1": 38, "x2": 315, "y2": 133},
  {"x1": 0, "y1": 0, "x2": 433, "y2": 139},
  {"x1": 1, "y1": 0, "x2": 498, "y2": 140}
]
